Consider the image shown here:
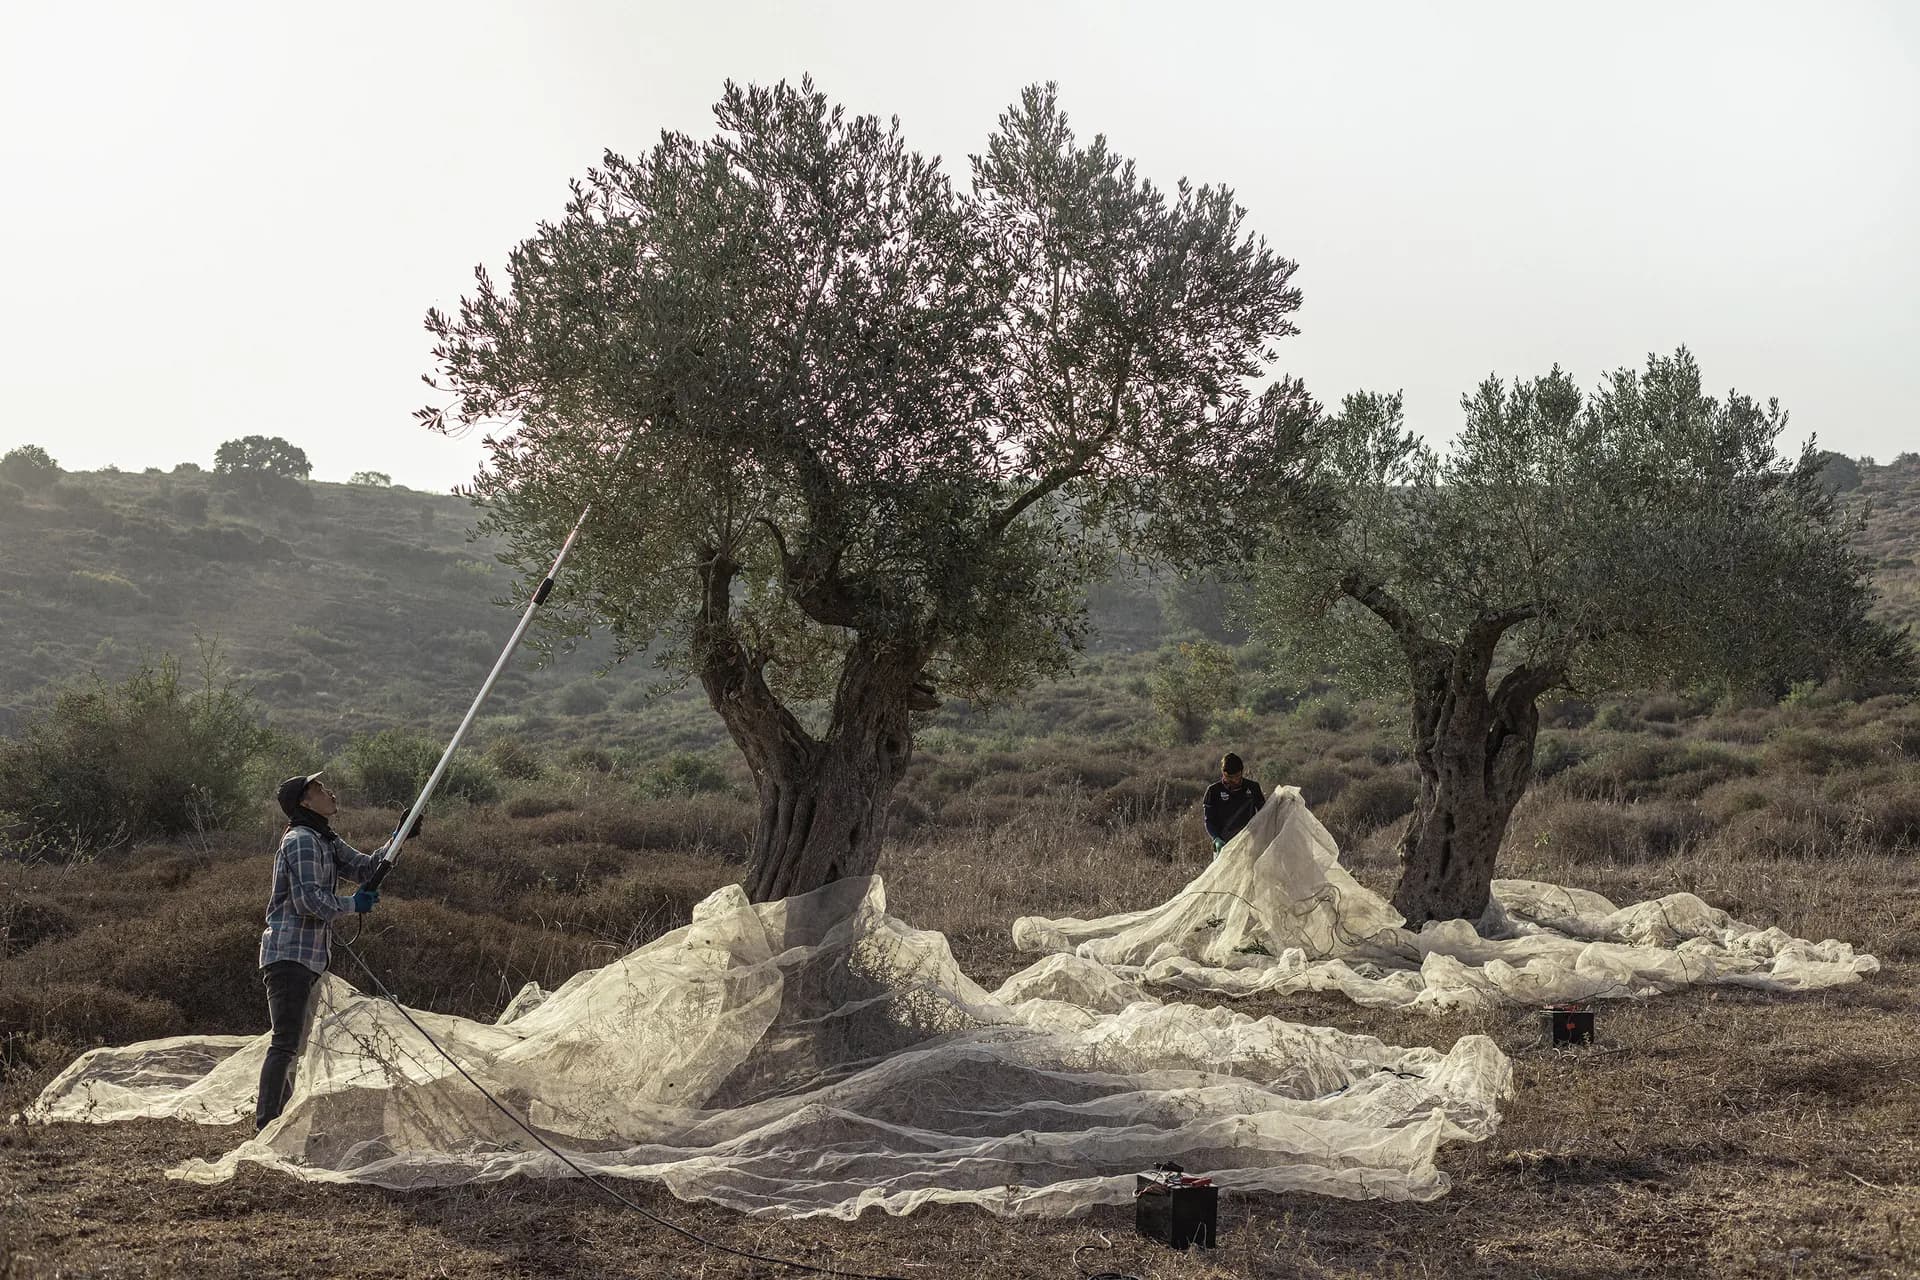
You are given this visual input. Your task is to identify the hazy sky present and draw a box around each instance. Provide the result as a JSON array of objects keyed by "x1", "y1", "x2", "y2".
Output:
[{"x1": 3, "y1": 1, "x2": 1916, "y2": 490}]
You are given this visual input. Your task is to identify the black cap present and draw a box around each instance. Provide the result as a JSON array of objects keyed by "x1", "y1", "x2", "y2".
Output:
[
  {"x1": 276, "y1": 771, "x2": 325, "y2": 819},
  {"x1": 1221, "y1": 753, "x2": 1244, "y2": 776}
]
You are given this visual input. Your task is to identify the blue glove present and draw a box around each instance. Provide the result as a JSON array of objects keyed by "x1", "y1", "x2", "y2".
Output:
[{"x1": 350, "y1": 887, "x2": 380, "y2": 914}]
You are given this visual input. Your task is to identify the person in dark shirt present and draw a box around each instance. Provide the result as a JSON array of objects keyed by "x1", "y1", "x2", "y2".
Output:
[{"x1": 1202, "y1": 752, "x2": 1266, "y2": 855}]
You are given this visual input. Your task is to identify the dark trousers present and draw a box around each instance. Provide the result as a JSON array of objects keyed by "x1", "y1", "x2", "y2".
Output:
[{"x1": 255, "y1": 959, "x2": 320, "y2": 1131}]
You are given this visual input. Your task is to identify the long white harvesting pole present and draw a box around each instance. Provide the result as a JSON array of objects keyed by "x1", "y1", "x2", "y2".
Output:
[{"x1": 363, "y1": 448, "x2": 624, "y2": 891}]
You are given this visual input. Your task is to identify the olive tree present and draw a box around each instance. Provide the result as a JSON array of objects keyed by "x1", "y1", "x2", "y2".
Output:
[
  {"x1": 1251, "y1": 349, "x2": 1910, "y2": 926},
  {"x1": 424, "y1": 80, "x2": 1320, "y2": 900}
]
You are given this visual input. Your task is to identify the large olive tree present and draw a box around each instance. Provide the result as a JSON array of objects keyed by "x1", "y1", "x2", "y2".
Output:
[
  {"x1": 424, "y1": 80, "x2": 1320, "y2": 901},
  {"x1": 1251, "y1": 349, "x2": 1910, "y2": 926}
]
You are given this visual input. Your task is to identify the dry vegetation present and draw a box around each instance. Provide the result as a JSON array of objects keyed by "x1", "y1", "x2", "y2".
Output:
[
  {"x1": 4, "y1": 456, "x2": 1918, "y2": 1278},
  {"x1": 4, "y1": 684, "x2": 1920, "y2": 1278}
]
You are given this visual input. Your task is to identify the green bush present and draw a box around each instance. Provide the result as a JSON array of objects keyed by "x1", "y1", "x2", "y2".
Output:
[
  {"x1": 346, "y1": 729, "x2": 500, "y2": 807},
  {"x1": 484, "y1": 736, "x2": 544, "y2": 780},
  {"x1": 557, "y1": 679, "x2": 611, "y2": 716},
  {"x1": 0, "y1": 444, "x2": 59, "y2": 486},
  {"x1": 1592, "y1": 702, "x2": 1637, "y2": 731},
  {"x1": 1531, "y1": 732, "x2": 1585, "y2": 780},
  {"x1": 563, "y1": 744, "x2": 617, "y2": 774},
  {"x1": 1294, "y1": 694, "x2": 1353, "y2": 733},
  {"x1": 637, "y1": 751, "x2": 732, "y2": 798},
  {"x1": 0, "y1": 650, "x2": 278, "y2": 855}
]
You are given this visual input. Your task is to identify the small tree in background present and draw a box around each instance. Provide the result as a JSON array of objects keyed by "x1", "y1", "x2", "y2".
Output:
[
  {"x1": 1151, "y1": 639, "x2": 1239, "y2": 743},
  {"x1": 425, "y1": 79, "x2": 1321, "y2": 901},
  {"x1": 1251, "y1": 349, "x2": 1911, "y2": 926},
  {"x1": 350, "y1": 470, "x2": 393, "y2": 486},
  {"x1": 213, "y1": 435, "x2": 311, "y2": 478},
  {"x1": 0, "y1": 646, "x2": 278, "y2": 855},
  {"x1": 0, "y1": 445, "x2": 60, "y2": 487},
  {"x1": 346, "y1": 729, "x2": 499, "y2": 808}
]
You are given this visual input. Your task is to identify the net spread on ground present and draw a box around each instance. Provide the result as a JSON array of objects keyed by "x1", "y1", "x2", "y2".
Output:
[
  {"x1": 27, "y1": 789, "x2": 1872, "y2": 1218},
  {"x1": 1015, "y1": 788, "x2": 1877, "y2": 1011}
]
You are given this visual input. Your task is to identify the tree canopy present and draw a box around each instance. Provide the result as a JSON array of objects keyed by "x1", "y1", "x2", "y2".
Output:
[
  {"x1": 425, "y1": 78, "x2": 1322, "y2": 898},
  {"x1": 1256, "y1": 349, "x2": 1906, "y2": 706},
  {"x1": 213, "y1": 436, "x2": 311, "y2": 478},
  {"x1": 1250, "y1": 348, "x2": 1910, "y2": 923},
  {"x1": 0, "y1": 445, "x2": 59, "y2": 485}
]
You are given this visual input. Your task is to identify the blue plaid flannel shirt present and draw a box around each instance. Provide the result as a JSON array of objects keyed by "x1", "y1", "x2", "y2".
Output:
[{"x1": 258, "y1": 825, "x2": 386, "y2": 974}]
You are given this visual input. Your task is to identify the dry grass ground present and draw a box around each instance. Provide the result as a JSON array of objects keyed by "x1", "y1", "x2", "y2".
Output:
[{"x1": 4, "y1": 800, "x2": 1918, "y2": 1278}]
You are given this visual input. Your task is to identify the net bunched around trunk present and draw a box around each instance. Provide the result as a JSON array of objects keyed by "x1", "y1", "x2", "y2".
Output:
[
  {"x1": 28, "y1": 876, "x2": 1512, "y2": 1216},
  {"x1": 1014, "y1": 789, "x2": 1878, "y2": 1012}
]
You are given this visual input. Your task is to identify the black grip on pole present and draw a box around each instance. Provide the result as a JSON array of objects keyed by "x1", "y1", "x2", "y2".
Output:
[
  {"x1": 363, "y1": 858, "x2": 392, "y2": 893},
  {"x1": 533, "y1": 577, "x2": 555, "y2": 605}
]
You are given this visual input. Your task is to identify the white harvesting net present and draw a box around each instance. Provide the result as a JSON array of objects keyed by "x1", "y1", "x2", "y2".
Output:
[
  {"x1": 1014, "y1": 787, "x2": 1879, "y2": 1013},
  {"x1": 29, "y1": 875, "x2": 1512, "y2": 1217}
]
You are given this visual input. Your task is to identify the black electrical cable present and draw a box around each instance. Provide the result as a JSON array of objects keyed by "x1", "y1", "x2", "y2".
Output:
[{"x1": 333, "y1": 938, "x2": 910, "y2": 1280}]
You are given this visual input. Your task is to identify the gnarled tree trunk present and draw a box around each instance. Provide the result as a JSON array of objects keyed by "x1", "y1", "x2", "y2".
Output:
[
  {"x1": 694, "y1": 552, "x2": 932, "y2": 903},
  {"x1": 1388, "y1": 626, "x2": 1561, "y2": 927}
]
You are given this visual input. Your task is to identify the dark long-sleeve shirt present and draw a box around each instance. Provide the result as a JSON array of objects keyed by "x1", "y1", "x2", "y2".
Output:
[{"x1": 1202, "y1": 779, "x2": 1266, "y2": 845}]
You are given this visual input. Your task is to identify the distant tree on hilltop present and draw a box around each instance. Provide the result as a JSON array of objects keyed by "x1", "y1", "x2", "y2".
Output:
[
  {"x1": 350, "y1": 470, "x2": 393, "y2": 487},
  {"x1": 1, "y1": 444, "x2": 60, "y2": 486},
  {"x1": 1814, "y1": 450, "x2": 1862, "y2": 493},
  {"x1": 213, "y1": 436, "x2": 310, "y2": 478},
  {"x1": 1251, "y1": 349, "x2": 1912, "y2": 927}
]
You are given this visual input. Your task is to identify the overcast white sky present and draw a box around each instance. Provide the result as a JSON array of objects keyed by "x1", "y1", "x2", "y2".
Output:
[{"x1": 3, "y1": 1, "x2": 1916, "y2": 490}]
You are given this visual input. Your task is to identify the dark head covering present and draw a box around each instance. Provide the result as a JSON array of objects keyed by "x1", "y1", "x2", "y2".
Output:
[{"x1": 276, "y1": 771, "x2": 332, "y2": 835}]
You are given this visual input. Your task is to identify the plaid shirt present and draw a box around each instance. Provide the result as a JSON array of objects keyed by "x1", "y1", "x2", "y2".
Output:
[{"x1": 258, "y1": 825, "x2": 386, "y2": 974}]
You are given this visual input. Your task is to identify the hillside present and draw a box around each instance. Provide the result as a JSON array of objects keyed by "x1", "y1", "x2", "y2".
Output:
[
  {"x1": 0, "y1": 455, "x2": 1914, "y2": 761},
  {"x1": 0, "y1": 463, "x2": 1198, "y2": 756}
]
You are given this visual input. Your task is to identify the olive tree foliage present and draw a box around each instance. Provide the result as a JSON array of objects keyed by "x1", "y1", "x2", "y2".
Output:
[
  {"x1": 1251, "y1": 349, "x2": 1910, "y2": 926},
  {"x1": 423, "y1": 79, "x2": 1320, "y2": 900}
]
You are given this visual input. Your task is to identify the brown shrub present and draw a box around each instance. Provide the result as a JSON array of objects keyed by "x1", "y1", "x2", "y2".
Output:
[
  {"x1": 936, "y1": 791, "x2": 1034, "y2": 830},
  {"x1": 1762, "y1": 728, "x2": 1889, "y2": 775},
  {"x1": 1286, "y1": 762, "x2": 1349, "y2": 808},
  {"x1": 1696, "y1": 779, "x2": 1780, "y2": 824},
  {"x1": 1540, "y1": 697, "x2": 1595, "y2": 729},
  {"x1": 1512, "y1": 798, "x2": 1712, "y2": 864},
  {"x1": 1321, "y1": 772, "x2": 1418, "y2": 835},
  {"x1": 1856, "y1": 784, "x2": 1920, "y2": 848},
  {"x1": 1717, "y1": 808, "x2": 1838, "y2": 859},
  {"x1": 0, "y1": 982, "x2": 181, "y2": 1047},
  {"x1": 1, "y1": 893, "x2": 76, "y2": 956},
  {"x1": 512, "y1": 797, "x2": 753, "y2": 856},
  {"x1": 1557, "y1": 740, "x2": 1754, "y2": 802},
  {"x1": 505, "y1": 793, "x2": 575, "y2": 820},
  {"x1": 1639, "y1": 692, "x2": 1693, "y2": 724},
  {"x1": 1088, "y1": 776, "x2": 1206, "y2": 825}
]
